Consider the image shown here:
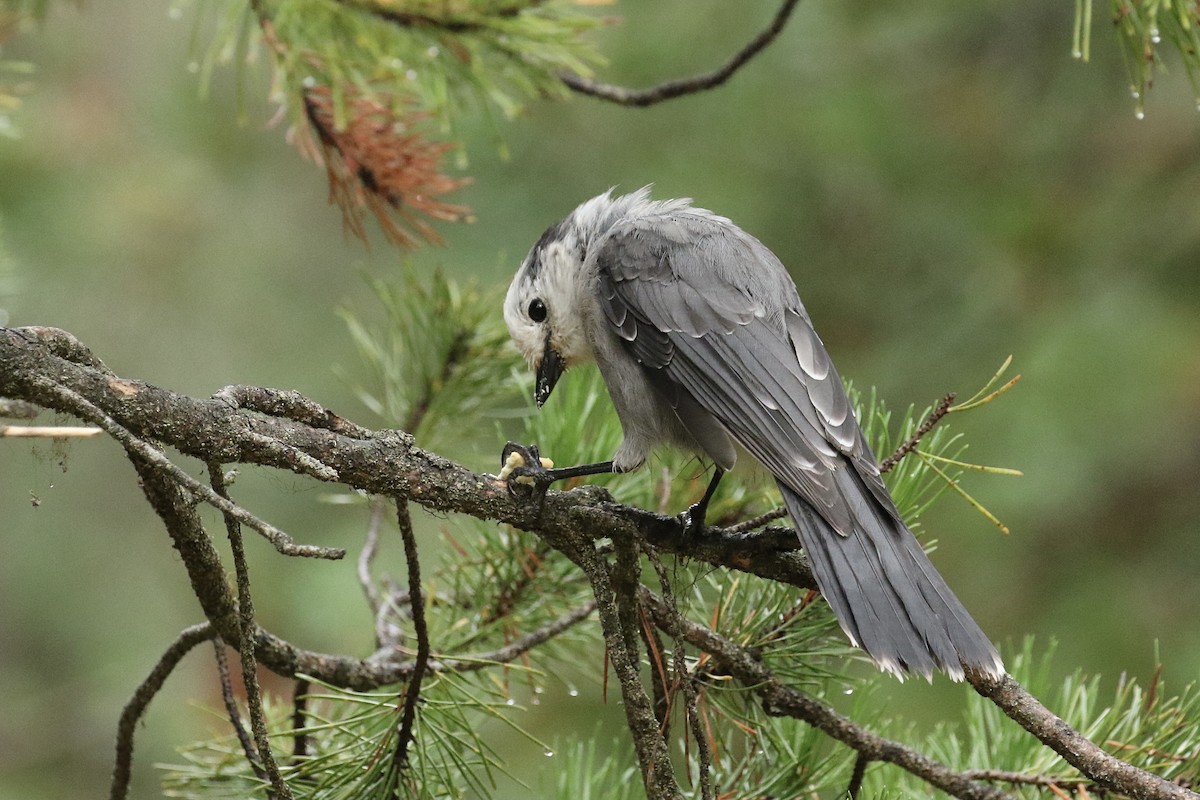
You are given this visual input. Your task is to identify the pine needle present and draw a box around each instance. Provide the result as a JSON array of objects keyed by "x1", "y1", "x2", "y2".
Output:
[{"x1": 914, "y1": 450, "x2": 1011, "y2": 535}]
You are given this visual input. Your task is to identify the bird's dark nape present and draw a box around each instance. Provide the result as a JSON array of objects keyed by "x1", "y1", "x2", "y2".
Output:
[{"x1": 779, "y1": 477, "x2": 1004, "y2": 681}]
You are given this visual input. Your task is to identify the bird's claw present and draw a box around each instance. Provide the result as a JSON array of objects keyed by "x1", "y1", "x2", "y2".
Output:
[
  {"x1": 679, "y1": 501, "x2": 708, "y2": 538},
  {"x1": 499, "y1": 441, "x2": 554, "y2": 501}
]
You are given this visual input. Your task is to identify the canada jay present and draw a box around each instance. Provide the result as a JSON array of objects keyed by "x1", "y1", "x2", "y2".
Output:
[{"x1": 503, "y1": 188, "x2": 1003, "y2": 680}]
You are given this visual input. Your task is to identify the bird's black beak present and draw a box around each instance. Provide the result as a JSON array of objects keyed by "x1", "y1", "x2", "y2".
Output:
[{"x1": 535, "y1": 342, "x2": 565, "y2": 408}]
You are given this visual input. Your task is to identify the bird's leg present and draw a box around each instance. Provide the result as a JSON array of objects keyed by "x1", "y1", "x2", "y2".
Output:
[
  {"x1": 500, "y1": 441, "x2": 614, "y2": 504},
  {"x1": 682, "y1": 468, "x2": 724, "y2": 536}
]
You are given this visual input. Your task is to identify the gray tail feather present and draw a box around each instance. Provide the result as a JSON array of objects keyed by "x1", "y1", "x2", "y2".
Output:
[{"x1": 778, "y1": 477, "x2": 1004, "y2": 681}]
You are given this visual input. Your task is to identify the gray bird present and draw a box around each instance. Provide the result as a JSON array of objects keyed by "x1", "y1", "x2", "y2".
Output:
[{"x1": 503, "y1": 188, "x2": 1003, "y2": 681}]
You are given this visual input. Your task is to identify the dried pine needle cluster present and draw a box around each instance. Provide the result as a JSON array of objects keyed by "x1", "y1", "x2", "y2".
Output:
[{"x1": 297, "y1": 86, "x2": 472, "y2": 248}]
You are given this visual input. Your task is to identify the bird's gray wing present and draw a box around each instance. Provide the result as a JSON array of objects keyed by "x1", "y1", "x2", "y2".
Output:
[
  {"x1": 594, "y1": 212, "x2": 896, "y2": 536},
  {"x1": 592, "y1": 212, "x2": 1003, "y2": 679}
]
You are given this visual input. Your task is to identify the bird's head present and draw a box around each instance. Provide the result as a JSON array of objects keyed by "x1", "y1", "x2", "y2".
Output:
[
  {"x1": 504, "y1": 219, "x2": 592, "y2": 407},
  {"x1": 505, "y1": 188, "x2": 657, "y2": 406}
]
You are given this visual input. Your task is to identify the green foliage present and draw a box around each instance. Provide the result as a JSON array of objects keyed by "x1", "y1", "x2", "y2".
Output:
[
  {"x1": 179, "y1": 0, "x2": 603, "y2": 136},
  {"x1": 160, "y1": 672, "x2": 554, "y2": 799},
  {"x1": 1075, "y1": 0, "x2": 1200, "y2": 116},
  {"x1": 548, "y1": 736, "x2": 642, "y2": 800},
  {"x1": 339, "y1": 267, "x2": 517, "y2": 462},
  {"x1": 266, "y1": 0, "x2": 601, "y2": 128},
  {"x1": 869, "y1": 639, "x2": 1200, "y2": 798}
]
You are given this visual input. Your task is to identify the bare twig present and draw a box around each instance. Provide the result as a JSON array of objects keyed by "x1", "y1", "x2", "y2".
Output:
[
  {"x1": 391, "y1": 498, "x2": 430, "y2": 778},
  {"x1": 879, "y1": 392, "x2": 955, "y2": 474},
  {"x1": 210, "y1": 463, "x2": 292, "y2": 800},
  {"x1": 110, "y1": 623, "x2": 215, "y2": 800},
  {"x1": 212, "y1": 638, "x2": 268, "y2": 786},
  {"x1": 962, "y1": 769, "x2": 1095, "y2": 790},
  {"x1": 214, "y1": 384, "x2": 373, "y2": 439},
  {"x1": 431, "y1": 599, "x2": 596, "y2": 672},
  {"x1": 559, "y1": 0, "x2": 802, "y2": 106},
  {"x1": 291, "y1": 678, "x2": 312, "y2": 764},
  {"x1": 847, "y1": 752, "x2": 870, "y2": 798},
  {"x1": 0, "y1": 424, "x2": 101, "y2": 437},
  {"x1": 599, "y1": 534, "x2": 684, "y2": 800},
  {"x1": 15, "y1": 325, "x2": 112, "y2": 371},
  {"x1": 30, "y1": 377, "x2": 344, "y2": 560},
  {"x1": 0, "y1": 397, "x2": 40, "y2": 418},
  {"x1": 359, "y1": 495, "x2": 389, "y2": 641},
  {"x1": 644, "y1": 544, "x2": 714, "y2": 800},
  {"x1": 639, "y1": 610, "x2": 672, "y2": 736},
  {"x1": 724, "y1": 505, "x2": 788, "y2": 534}
]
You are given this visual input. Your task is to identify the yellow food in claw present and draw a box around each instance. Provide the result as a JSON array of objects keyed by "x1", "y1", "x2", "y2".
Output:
[{"x1": 497, "y1": 451, "x2": 553, "y2": 484}]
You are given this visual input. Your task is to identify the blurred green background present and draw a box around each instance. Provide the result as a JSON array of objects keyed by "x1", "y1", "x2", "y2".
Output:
[{"x1": 2, "y1": 1, "x2": 1199, "y2": 797}]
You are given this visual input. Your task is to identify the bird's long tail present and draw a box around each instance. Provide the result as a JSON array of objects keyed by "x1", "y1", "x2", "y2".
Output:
[{"x1": 778, "y1": 475, "x2": 1004, "y2": 681}]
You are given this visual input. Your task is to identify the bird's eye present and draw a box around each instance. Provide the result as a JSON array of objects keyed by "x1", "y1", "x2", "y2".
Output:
[{"x1": 528, "y1": 298, "x2": 547, "y2": 323}]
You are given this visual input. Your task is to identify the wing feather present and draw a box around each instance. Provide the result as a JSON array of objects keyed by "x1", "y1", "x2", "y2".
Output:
[
  {"x1": 594, "y1": 215, "x2": 871, "y2": 536},
  {"x1": 587, "y1": 206, "x2": 1002, "y2": 679}
]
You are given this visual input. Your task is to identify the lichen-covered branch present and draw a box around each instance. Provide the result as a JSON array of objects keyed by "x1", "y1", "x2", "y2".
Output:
[{"x1": 0, "y1": 326, "x2": 817, "y2": 590}]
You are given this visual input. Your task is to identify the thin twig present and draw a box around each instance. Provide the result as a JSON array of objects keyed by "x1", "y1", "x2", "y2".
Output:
[
  {"x1": 429, "y1": 599, "x2": 596, "y2": 672},
  {"x1": 639, "y1": 610, "x2": 672, "y2": 737},
  {"x1": 0, "y1": 424, "x2": 101, "y2": 437},
  {"x1": 110, "y1": 624, "x2": 215, "y2": 800},
  {"x1": 559, "y1": 0, "x2": 802, "y2": 107},
  {"x1": 32, "y1": 378, "x2": 344, "y2": 560},
  {"x1": 847, "y1": 752, "x2": 870, "y2": 798},
  {"x1": 644, "y1": 544, "x2": 714, "y2": 800},
  {"x1": 879, "y1": 392, "x2": 956, "y2": 474},
  {"x1": 962, "y1": 769, "x2": 1094, "y2": 789},
  {"x1": 359, "y1": 495, "x2": 389, "y2": 641},
  {"x1": 212, "y1": 637, "x2": 268, "y2": 785},
  {"x1": 210, "y1": 463, "x2": 292, "y2": 800},
  {"x1": 291, "y1": 678, "x2": 312, "y2": 764},
  {"x1": 724, "y1": 506, "x2": 788, "y2": 534},
  {"x1": 214, "y1": 384, "x2": 373, "y2": 439},
  {"x1": 391, "y1": 497, "x2": 430, "y2": 779},
  {"x1": 599, "y1": 535, "x2": 684, "y2": 800}
]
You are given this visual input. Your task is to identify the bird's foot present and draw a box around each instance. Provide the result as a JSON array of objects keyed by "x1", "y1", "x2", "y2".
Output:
[
  {"x1": 499, "y1": 441, "x2": 556, "y2": 504},
  {"x1": 678, "y1": 501, "x2": 709, "y2": 538}
]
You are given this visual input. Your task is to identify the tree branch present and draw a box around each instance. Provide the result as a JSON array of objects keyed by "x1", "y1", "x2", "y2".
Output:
[
  {"x1": 639, "y1": 587, "x2": 1013, "y2": 800},
  {"x1": 559, "y1": 0, "x2": 802, "y2": 106},
  {"x1": 575, "y1": 533, "x2": 683, "y2": 800},
  {"x1": 967, "y1": 669, "x2": 1198, "y2": 800},
  {"x1": 0, "y1": 326, "x2": 816, "y2": 590}
]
